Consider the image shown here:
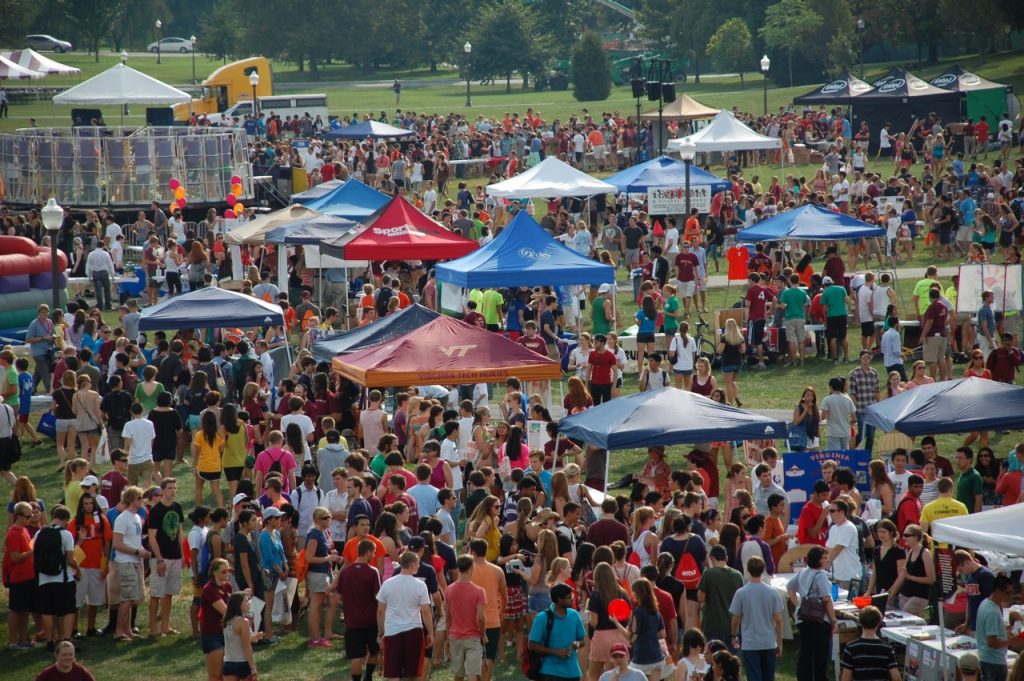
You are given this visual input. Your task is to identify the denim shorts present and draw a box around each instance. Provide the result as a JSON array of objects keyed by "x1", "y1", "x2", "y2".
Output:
[
  {"x1": 528, "y1": 591, "x2": 552, "y2": 613},
  {"x1": 200, "y1": 632, "x2": 225, "y2": 654}
]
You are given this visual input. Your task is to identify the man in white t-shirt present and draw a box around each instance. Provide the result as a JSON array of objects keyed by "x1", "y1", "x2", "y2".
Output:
[
  {"x1": 121, "y1": 403, "x2": 156, "y2": 487},
  {"x1": 856, "y1": 273, "x2": 876, "y2": 351},
  {"x1": 571, "y1": 130, "x2": 586, "y2": 167},
  {"x1": 37, "y1": 505, "x2": 79, "y2": 649},
  {"x1": 103, "y1": 216, "x2": 123, "y2": 248},
  {"x1": 112, "y1": 486, "x2": 150, "y2": 641},
  {"x1": 376, "y1": 552, "x2": 434, "y2": 681},
  {"x1": 889, "y1": 448, "x2": 913, "y2": 504},
  {"x1": 663, "y1": 218, "x2": 680, "y2": 256},
  {"x1": 423, "y1": 181, "x2": 438, "y2": 215},
  {"x1": 280, "y1": 396, "x2": 315, "y2": 461},
  {"x1": 825, "y1": 499, "x2": 863, "y2": 592}
]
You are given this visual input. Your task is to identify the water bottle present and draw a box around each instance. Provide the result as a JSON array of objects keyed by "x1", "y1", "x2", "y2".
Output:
[{"x1": 831, "y1": 582, "x2": 840, "y2": 602}]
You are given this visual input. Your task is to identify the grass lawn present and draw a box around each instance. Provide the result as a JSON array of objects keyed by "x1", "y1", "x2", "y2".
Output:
[{"x1": 2, "y1": 48, "x2": 1023, "y2": 133}]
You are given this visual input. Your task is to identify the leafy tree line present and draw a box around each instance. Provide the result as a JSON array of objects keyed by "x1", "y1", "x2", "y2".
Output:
[{"x1": 638, "y1": 0, "x2": 1024, "y2": 85}]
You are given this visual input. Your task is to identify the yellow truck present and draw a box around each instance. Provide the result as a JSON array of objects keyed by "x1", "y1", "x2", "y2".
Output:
[{"x1": 173, "y1": 56, "x2": 273, "y2": 122}]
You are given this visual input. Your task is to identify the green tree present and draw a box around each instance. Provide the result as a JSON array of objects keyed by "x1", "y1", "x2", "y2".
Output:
[
  {"x1": 197, "y1": 0, "x2": 242, "y2": 63},
  {"x1": 825, "y1": 31, "x2": 856, "y2": 78},
  {"x1": 60, "y1": 0, "x2": 127, "y2": 61},
  {"x1": 638, "y1": 0, "x2": 722, "y2": 83},
  {"x1": 571, "y1": 31, "x2": 611, "y2": 101},
  {"x1": 759, "y1": 0, "x2": 823, "y2": 86},
  {"x1": 706, "y1": 18, "x2": 753, "y2": 88},
  {"x1": 0, "y1": 0, "x2": 40, "y2": 47},
  {"x1": 468, "y1": 0, "x2": 551, "y2": 93}
]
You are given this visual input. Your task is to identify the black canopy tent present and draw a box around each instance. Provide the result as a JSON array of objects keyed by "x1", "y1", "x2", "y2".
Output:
[
  {"x1": 851, "y1": 67, "x2": 961, "y2": 153},
  {"x1": 793, "y1": 73, "x2": 876, "y2": 105},
  {"x1": 930, "y1": 65, "x2": 1015, "y2": 125}
]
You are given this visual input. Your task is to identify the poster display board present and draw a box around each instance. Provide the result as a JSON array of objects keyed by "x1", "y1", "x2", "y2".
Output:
[
  {"x1": 956, "y1": 264, "x2": 1022, "y2": 313},
  {"x1": 782, "y1": 449, "x2": 871, "y2": 519},
  {"x1": 648, "y1": 185, "x2": 712, "y2": 214}
]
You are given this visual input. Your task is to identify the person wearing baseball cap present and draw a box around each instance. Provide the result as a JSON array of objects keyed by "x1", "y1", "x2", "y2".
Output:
[
  {"x1": 528, "y1": 581, "x2": 586, "y2": 681},
  {"x1": 592, "y1": 283, "x2": 614, "y2": 336},
  {"x1": 958, "y1": 652, "x2": 980, "y2": 679},
  {"x1": 601, "y1": 642, "x2": 643, "y2": 681},
  {"x1": 820, "y1": 273, "x2": 852, "y2": 364}
]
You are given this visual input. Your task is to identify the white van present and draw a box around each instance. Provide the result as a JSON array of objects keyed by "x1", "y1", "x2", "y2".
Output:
[{"x1": 207, "y1": 93, "x2": 329, "y2": 126}]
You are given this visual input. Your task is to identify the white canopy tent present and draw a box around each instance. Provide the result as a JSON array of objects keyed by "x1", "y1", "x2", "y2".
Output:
[
  {"x1": 222, "y1": 204, "x2": 324, "y2": 294},
  {"x1": 485, "y1": 156, "x2": 616, "y2": 198},
  {"x1": 667, "y1": 109, "x2": 781, "y2": 153},
  {"x1": 932, "y1": 505, "x2": 1024, "y2": 555},
  {"x1": 0, "y1": 49, "x2": 80, "y2": 75},
  {"x1": 52, "y1": 63, "x2": 189, "y2": 105},
  {"x1": 0, "y1": 54, "x2": 43, "y2": 80}
]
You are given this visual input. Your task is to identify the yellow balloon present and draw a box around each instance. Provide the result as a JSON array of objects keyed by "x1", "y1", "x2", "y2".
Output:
[
  {"x1": 234, "y1": 203, "x2": 245, "y2": 213},
  {"x1": 232, "y1": 183, "x2": 243, "y2": 197},
  {"x1": 173, "y1": 186, "x2": 186, "y2": 200}
]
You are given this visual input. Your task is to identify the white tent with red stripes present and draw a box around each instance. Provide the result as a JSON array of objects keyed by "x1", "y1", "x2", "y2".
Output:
[
  {"x1": 0, "y1": 54, "x2": 43, "y2": 81},
  {"x1": 0, "y1": 49, "x2": 80, "y2": 75}
]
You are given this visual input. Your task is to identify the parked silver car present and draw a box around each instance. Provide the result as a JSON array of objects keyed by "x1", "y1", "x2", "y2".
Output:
[{"x1": 25, "y1": 34, "x2": 73, "y2": 53}]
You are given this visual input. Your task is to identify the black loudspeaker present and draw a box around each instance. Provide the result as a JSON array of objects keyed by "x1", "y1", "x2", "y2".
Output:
[
  {"x1": 661, "y1": 82, "x2": 677, "y2": 103},
  {"x1": 646, "y1": 80, "x2": 661, "y2": 101},
  {"x1": 631, "y1": 78, "x2": 646, "y2": 99}
]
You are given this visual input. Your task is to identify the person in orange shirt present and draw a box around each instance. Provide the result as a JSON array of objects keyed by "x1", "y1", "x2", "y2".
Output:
[
  {"x1": 683, "y1": 208, "x2": 702, "y2": 245},
  {"x1": 396, "y1": 288, "x2": 411, "y2": 308},
  {"x1": 66, "y1": 493, "x2": 113, "y2": 637},
  {"x1": 358, "y1": 307, "x2": 377, "y2": 327},
  {"x1": 357, "y1": 284, "x2": 375, "y2": 321},
  {"x1": 763, "y1": 492, "x2": 791, "y2": 567}
]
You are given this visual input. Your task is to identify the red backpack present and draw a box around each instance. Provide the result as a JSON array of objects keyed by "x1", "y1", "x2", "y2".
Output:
[{"x1": 673, "y1": 536, "x2": 701, "y2": 590}]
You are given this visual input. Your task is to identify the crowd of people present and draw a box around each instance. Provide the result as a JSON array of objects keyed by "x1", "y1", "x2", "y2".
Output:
[{"x1": 2, "y1": 100, "x2": 1024, "y2": 681}]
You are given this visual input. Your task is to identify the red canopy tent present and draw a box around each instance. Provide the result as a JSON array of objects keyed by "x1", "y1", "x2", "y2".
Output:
[
  {"x1": 332, "y1": 315, "x2": 561, "y2": 386},
  {"x1": 321, "y1": 195, "x2": 478, "y2": 260}
]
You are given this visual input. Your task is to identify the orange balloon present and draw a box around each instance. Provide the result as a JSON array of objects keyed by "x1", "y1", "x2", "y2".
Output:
[
  {"x1": 234, "y1": 203, "x2": 245, "y2": 213},
  {"x1": 173, "y1": 186, "x2": 186, "y2": 200},
  {"x1": 232, "y1": 183, "x2": 243, "y2": 197}
]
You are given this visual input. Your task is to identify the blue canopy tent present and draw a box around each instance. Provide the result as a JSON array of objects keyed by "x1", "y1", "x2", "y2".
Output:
[
  {"x1": 303, "y1": 179, "x2": 390, "y2": 220},
  {"x1": 864, "y1": 377, "x2": 1024, "y2": 436},
  {"x1": 138, "y1": 287, "x2": 284, "y2": 331},
  {"x1": 604, "y1": 155, "x2": 731, "y2": 193},
  {"x1": 558, "y1": 387, "x2": 785, "y2": 451},
  {"x1": 435, "y1": 211, "x2": 615, "y2": 289},
  {"x1": 265, "y1": 214, "x2": 360, "y2": 245},
  {"x1": 559, "y1": 388, "x2": 785, "y2": 488},
  {"x1": 324, "y1": 120, "x2": 416, "y2": 140},
  {"x1": 290, "y1": 179, "x2": 344, "y2": 204},
  {"x1": 736, "y1": 204, "x2": 886, "y2": 242},
  {"x1": 312, "y1": 304, "x2": 441, "y2": 362}
]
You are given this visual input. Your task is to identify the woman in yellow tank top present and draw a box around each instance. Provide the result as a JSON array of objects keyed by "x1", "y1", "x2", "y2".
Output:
[
  {"x1": 192, "y1": 411, "x2": 225, "y2": 508},
  {"x1": 219, "y1": 404, "x2": 249, "y2": 501},
  {"x1": 468, "y1": 495, "x2": 502, "y2": 561}
]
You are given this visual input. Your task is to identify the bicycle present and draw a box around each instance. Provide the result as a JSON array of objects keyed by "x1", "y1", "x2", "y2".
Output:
[{"x1": 692, "y1": 318, "x2": 719, "y2": 368}]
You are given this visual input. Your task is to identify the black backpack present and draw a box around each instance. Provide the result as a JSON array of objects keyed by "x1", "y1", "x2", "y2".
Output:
[
  {"x1": 34, "y1": 525, "x2": 67, "y2": 579},
  {"x1": 375, "y1": 286, "x2": 393, "y2": 317}
]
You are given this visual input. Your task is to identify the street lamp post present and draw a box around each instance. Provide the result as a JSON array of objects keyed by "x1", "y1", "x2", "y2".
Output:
[
  {"x1": 679, "y1": 140, "x2": 696, "y2": 217},
  {"x1": 191, "y1": 35, "x2": 197, "y2": 84},
  {"x1": 121, "y1": 51, "x2": 129, "y2": 117},
  {"x1": 249, "y1": 72, "x2": 260, "y2": 118},
  {"x1": 760, "y1": 54, "x2": 770, "y2": 116},
  {"x1": 155, "y1": 19, "x2": 162, "y2": 64},
  {"x1": 856, "y1": 19, "x2": 866, "y2": 79},
  {"x1": 463, "y1": 42, "x2": 472, "y2": 107},
  {"x1": 41, "y1": 198, "x2": 63, "y2": 312}
]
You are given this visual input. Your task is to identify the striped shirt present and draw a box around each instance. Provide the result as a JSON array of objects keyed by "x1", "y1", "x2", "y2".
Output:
[{"x1": 840, "y1": 636, "x2": 898, "y2": 681}]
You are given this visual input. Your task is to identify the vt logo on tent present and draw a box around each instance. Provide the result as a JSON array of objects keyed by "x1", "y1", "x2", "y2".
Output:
[
  {"x1": 517, "y1": 248, "x2": 550, "y2": 260},
  {"x1": 438, "y1": 344, "x2": 478, "y2": 358}
]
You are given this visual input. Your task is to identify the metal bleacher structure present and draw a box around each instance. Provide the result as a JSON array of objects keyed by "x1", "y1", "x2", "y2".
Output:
[{"x1": 0, "y1": 125, "x2": 252, "y2": 210}]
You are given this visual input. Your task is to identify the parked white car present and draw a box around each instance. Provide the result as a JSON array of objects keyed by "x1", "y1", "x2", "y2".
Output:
[{"x1": 147, "y1": 37, "x2": 194, "y2": 53}]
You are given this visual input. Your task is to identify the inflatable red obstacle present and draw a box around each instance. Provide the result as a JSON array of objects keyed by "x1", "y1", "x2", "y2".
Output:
[{"x1": 0, "y1": 235, "x2": 69, "y2": 334}]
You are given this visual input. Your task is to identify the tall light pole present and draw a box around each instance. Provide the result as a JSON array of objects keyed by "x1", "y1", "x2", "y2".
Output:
[
  {"x1": 41, "y1": 198, "x2": 63, "y2": 312},
  {"x1": 463, "y1": 42, "x2": 472, "y2": 107},
  {"x1": 647, "y1": 58, "x2": 676, "y2": 157},
  {"x1": 760, "y1": 54, "x2": 770, "y2": 116},
  {"x1": 249, "y1": 72, "x2": 260, "y2": 118},
  {"x1": 155, "y1": 19, "x2": 162, "y2": 64},
  {"x1": 856, "y1": 19, "x2": 866, "y2": 79},
  {"x1": 191, "y1": 35, "x2": 197, "y2": 84},
  {"x1": 121, "y1": 51, "x2": 129, "y2": 117},
  {"x1": 679, "y1": 139, "x2": 696, "y2": 218}
]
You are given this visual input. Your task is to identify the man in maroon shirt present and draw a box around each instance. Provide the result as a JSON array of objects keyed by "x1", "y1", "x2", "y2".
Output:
[
  {"x1": 920, "y1": 437, "x2": 954, "y2": 478},
  {"x1": 516, "y1": 321, "x2": 548, "y2": 357},
  {"x1": 462, "y1": 300, "x2": 486, "y2": 329},
  {"x1": 586, "y1": 498, "x2": 629, "y2": 546},
  {"x1": 985, "y1": 333, "x2": 1022, "y2": 383},
  {"x1": 586, "y1": 334, "x2": 617, "y2": 405},
  {"x1": 100, "y1": 450, "x2": 129, "y2": 509},
  {"x1": 331, "y1": 539, "x2": 381, "y2": 681},
  {"x1": 674, "y1": 240, "x2": 700, "y2": 316},
  {"x1": 920, "y1": 287, "x2": 949, "y2": 380},
  {"x1": 743, "y1": 273, "x2": 774, "y2": 368}
]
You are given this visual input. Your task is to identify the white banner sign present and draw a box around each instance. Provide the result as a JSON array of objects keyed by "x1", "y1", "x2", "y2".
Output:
[
  {"x1": 647, "y1": 186, "x2": 712, "y2": 214},
  {"x1": 956, "y1": 264, "x2": 1023, "y2": 314}
]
